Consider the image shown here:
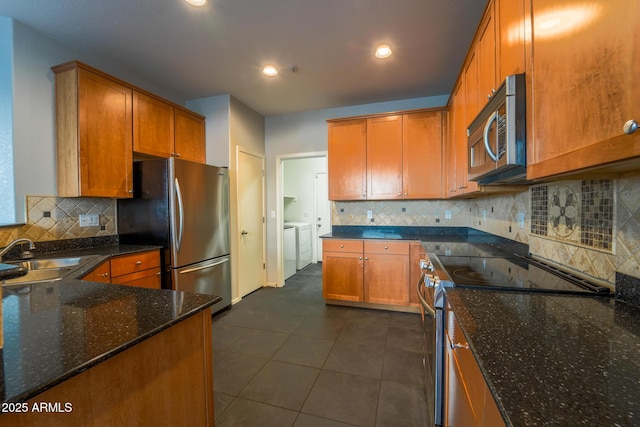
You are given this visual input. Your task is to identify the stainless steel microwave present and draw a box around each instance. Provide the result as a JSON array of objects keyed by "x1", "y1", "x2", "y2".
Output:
[{"x1": 467, "y1": 73, "x2": 526, "y2": 184}]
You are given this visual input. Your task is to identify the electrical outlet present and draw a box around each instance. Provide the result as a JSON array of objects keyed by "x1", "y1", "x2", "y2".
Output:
[
  {"x1": 79, "y1": 214, "x2": 99, "y2": 227},
  {"x1": 483, "y1": 210, "x2": 487, "y2": 221},
  {"x1": 445, "y1": 210, "x2": 452, "y2": 219},
  {"x1": 517, "y1": 212, "x2": 525, "y2": 229},
  {"x1": 367, "y1": 210, "x2": 373, "y2": 219}
]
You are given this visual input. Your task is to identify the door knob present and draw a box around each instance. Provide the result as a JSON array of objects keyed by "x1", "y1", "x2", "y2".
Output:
[{"x1": 241, "y1": 230, "x2": 248, "y2": 236}]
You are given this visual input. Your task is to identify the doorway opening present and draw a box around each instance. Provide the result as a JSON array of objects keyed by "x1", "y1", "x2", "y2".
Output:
[{"x1": 275, "y1": 152, "x2": 329, "y2": 287}]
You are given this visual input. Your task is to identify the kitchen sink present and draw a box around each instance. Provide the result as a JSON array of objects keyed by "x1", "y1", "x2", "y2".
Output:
[
  {"x1": 11, "y1": 255, "x2": 99, "y2": 271},
  {"x1": 2, "y1": 269, "x2": 69, "y2": 285},
  {"x1": 2, "y1": 255, "x2": 100, "y2": 286}
]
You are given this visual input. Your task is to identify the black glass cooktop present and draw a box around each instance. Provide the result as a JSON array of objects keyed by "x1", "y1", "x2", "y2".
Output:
[{"x1": 434, "y1": 254, "x2": 611, "y2": 295}]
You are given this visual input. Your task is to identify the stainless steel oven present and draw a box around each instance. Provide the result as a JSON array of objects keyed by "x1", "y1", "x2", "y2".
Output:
[
  {"x1": 467, "y1": 73, "x2": 526, "y2": 184},
  {"x1": 417, "y1": 257, "x2": 448, "y2": 426}
]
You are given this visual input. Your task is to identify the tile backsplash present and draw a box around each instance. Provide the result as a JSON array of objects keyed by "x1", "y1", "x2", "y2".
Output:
[
  {"x1": 333, "y1": 175, "x2": 640, "y2": 287},
  {"x1": 0, "y1": 196, "x2": 116, "y2": 247}
]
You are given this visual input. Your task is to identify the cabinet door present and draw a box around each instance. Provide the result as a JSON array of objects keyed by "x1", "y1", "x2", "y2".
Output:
[
  {"x1": 367, "y1": 115, "x2": 403, "y2": 199},
  {"x1": 403, "y1": 111, "x2": 444, "y2": 199},
  {"x1": 133, "y1": 91, "x2": 174, "y2": 158},
  {"x1": 328, "y1": 119, "x2": 367, "y2": 200},
  {"x1": 81, "y1": 260, "x2": 111, "y2": 283},
  {"x1": 363, "y1": 240, "x2": 409, "y2": 306},
  {"x1": 77, "y1": 69, "x2": 133, "y2": 198},
  {"x1": 174, "y1": 109, "x2": 206, "y2": 163},
  {"x1": 527, "y1": 0, "x2": 640, "y2": 179},
  {"x1": 451, "y1": 74, "x2": 480, "y2": 196},
  {"x1": 478, "y1": 2, "x2": 497, "y2": 104},
  {"x1": 497, "y1": 0, "x2": 526, "y2": 81},
  {"x1": 322, "y1": 251, "x2": 364, "y2": 301}
]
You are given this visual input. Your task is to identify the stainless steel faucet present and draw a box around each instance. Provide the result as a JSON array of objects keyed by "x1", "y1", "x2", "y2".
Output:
[{"x1": 0, "y1": 238, "x2": 36, "y2": 262}]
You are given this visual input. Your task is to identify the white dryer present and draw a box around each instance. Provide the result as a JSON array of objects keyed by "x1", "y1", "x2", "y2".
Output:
[
  {"x1": 284, "y1": 222, "x2": 312, "y2": 270},
  {"x1": 283, "y1": 225, "x2": 296, "y2": 280}
]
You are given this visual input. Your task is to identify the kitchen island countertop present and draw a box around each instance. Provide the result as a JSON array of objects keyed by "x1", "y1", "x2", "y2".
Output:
[
  {"x1": 1, "y1": 244, "x2": 219, "y2": 404},
  {"x1": 447, "y1": 288, "x2": 640, "y2": 427}
]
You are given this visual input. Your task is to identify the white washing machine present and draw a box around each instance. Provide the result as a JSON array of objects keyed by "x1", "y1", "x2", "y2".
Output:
[
  {"x1": 284, "y1": 222, "x2": 312, "y2": 270},
  {"x1": 283, "y1": 225, "x2": 296, "y2": 280}
]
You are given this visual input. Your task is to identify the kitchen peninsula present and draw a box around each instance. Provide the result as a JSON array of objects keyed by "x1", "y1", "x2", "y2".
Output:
[{"x1": 0, "y1": 257, "x2": 218, "y2": 426}]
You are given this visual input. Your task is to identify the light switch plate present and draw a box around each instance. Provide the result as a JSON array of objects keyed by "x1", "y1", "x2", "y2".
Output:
[
  {"x1": 445, "y1": 210, "x2": 452, "y2": 219},
  {"x1": 367, "y1": 210, "x2": 373, "y2": 219}
]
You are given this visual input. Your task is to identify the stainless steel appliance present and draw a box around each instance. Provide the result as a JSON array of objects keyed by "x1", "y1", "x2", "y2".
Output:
[
  {"x1": 118, "y1": 158, "x2": 231, "y2": 315},
  {"x1": 467, "y1": 73, "x2": 526, "y2": 184},
  {"x1": 417, "y1": 257, "x2": 448, "y2": 426}
]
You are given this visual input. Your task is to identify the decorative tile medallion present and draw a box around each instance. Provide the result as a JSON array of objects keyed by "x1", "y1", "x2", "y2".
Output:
[{"x1": 530, "y1": 180, "x2": 614, "y2": 253}]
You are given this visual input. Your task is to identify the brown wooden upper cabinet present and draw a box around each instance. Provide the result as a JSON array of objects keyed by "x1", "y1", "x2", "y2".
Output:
[
  {"x1": 526, "y1": 0, "x2": 640, "y2": 180},
  {"x1": 174, "y1": 108, "x2": 206, "y2": 163},
  {"x1": 367, "y1": 115, "x2": 403, "y2": 199},
  {"x1": 133, "y1": 92, "x2": 206, "y2": 163},
  {"x1": 53, "y1": 61, "x2": 207, "y2": 199},
  {"x1": 53, "y1": 62, "x2": 133, "y2": 198},
  {"x1": 497, "y1": 0, "x2": 526, "y2": 81},
  {"x1": 328, "y1": 109, "x2": 445, "y2": 201},
  {"x1": 328, "y1": 119, "x2": 367, "y2": 200}
]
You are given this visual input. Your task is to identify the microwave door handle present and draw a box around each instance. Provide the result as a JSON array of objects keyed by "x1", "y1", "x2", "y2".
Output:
[{"x1": 483, "y1": 111, "x2": 499, "y2": 162}]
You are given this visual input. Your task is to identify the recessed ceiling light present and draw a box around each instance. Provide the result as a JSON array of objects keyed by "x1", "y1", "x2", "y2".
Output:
[
  {"x1": 185, "y1": 0, "x2": 207, "y2": 6},
  {"x1": 262, "y1": 65, "x2": 279, "y2": 77},
  {"x1": 375, "y1": 44, "x2": 393, "y2": 59}
]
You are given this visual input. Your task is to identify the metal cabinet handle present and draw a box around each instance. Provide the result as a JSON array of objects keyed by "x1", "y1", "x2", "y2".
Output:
[
  {"x1": 384, "y1": 246, "x2": 388, "y2": 250},
  {"x1": 450, "y1": 342, "x2": 469, "y2": 350},
  {"x1": 362, "y1": 193, "x2": 366, "y2": 198},
  {"x1": 135, "y1": 260, "x2": 142, "y2": 265},
  {"x1": 458, "y1": 185, "x2": 467, "y2": 189},
  {"x1": 624, "y1": 120, "x2": 638, "y2": 134},
  {"x1": 340, "y1": 244, "x2": 344, "y2": 248},
  {"x1": 100, "y1": 273, "x2": 109, "y2": 278},
  {"x1": 359, "y1": 256, "x2": 362, "y2": 260},
  {"x1": 364, "y1": 257, "x2": 369, "y2": 261}
]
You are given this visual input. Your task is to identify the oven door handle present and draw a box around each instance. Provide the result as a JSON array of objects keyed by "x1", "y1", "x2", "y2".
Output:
[
  {"x1": 483, "y1": 111, "x2": 499, "y2": 162},
  {"x1": 417, "y1": 274, "x2": 436, "y2": 318}
]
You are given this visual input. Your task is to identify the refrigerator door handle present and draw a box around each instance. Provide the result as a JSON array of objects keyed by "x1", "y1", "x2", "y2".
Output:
[
  {"x1": 175, "y1": 177, "x2": 184, "y2": 252},
  {"x1": 179, "y1": 257, "x2": 230, "y2": 275}
]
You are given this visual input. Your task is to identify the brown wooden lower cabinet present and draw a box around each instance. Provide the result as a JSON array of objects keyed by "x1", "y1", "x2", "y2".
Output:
[
  {"x1": 445, "y1": 304, "x2": 505, "y2": 427},
  {"x1": 1, "y1": 309, "x2": 214, "y2": 427},
  {"x1": 322, "y1": 239, "x2": 411, "y2": 307},
  {"x1": 81, "y1": 250, "x2": 161, "y2": 289}
]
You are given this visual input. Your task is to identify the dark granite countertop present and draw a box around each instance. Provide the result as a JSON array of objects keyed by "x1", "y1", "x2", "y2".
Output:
[
  {"x1": 446, "y1": 289, "x2": 640, "y2": 427},
  {"x1": 322, "y1": 226, "x2": 529, "y2": 257},
  {"x1": 0, "y1": 243, "x2": 219, "y2": 403}
]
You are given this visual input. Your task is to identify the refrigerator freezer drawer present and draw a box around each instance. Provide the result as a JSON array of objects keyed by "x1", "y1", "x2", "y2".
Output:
[{"x1": 172, "y1": 256, "x2": 231, "y2": 315}]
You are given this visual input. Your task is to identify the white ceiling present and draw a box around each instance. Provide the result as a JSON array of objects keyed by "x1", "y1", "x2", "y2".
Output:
[{"x1": 0, "y1": 0, "x2": 487, "y2": 116}]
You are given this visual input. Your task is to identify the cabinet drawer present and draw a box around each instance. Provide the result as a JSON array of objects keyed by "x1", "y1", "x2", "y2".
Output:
[
  {"x1": 111, "y1": 268, "x2": 161, "y2": 289},
  {"x1": 364, "y1": 240, "x2": 409, "y2": 255},
  {"x1": 323, "y1": 239, "x2": 363, "y2": 253},
  {"x1": 110, "y1": 250, "x2": 160, "y2": 278}
]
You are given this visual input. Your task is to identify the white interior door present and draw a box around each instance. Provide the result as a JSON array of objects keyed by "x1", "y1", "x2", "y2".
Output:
[
  {"x1": 314, "y1": 171, "x2": 331, "y2": 261},
  {"x1": 237, "y1": 149, "x2": 265, "y2": 297}
]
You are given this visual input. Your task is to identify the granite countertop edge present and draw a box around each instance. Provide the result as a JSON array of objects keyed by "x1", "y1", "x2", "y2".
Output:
[
  {"x1": 2, "y1": 243, "x2": 220, "y2": 404},
  {"x1": 9, "y1": 286, "x2": 220, "y2": 404}
]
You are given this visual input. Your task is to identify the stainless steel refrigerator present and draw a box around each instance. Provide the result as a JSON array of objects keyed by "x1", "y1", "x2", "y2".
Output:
[{"x1": 118, "y1": 158, "x2": 231, "y2": 314}]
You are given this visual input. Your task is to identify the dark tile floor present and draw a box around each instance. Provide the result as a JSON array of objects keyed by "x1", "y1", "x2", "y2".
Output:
[{"x1": 212, "y1": 263, "x2": 430, "y2": 427}]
